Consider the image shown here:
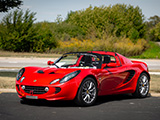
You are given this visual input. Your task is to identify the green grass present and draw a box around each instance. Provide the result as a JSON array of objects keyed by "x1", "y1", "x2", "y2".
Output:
[{"x1": 132, "y1": 41, "x2": 160, "y2": 59}]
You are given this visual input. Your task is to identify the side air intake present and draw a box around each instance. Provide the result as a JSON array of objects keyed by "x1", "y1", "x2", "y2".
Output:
[{"x1": 124, "y1": 70, "x2": 135, "y2": 83}]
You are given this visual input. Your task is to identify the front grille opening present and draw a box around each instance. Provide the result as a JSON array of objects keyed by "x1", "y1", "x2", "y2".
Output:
[{"x1": 22, "y1": 85, "x2": 47, "y2": 94}]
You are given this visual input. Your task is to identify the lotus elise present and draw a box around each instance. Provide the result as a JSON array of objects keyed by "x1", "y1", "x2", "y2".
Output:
[{"x1": 16, "y1": 51, "x2": 150, "y2": 106}]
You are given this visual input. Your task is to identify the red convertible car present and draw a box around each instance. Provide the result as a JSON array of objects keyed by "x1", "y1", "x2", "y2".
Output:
[{"x1": 16, "y1": 51, "x2": 150, "y2": 106}]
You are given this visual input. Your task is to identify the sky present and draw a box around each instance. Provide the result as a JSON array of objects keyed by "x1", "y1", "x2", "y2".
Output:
[{"x1": 0, "y1": 0, "x2": 160, "y2": 22}]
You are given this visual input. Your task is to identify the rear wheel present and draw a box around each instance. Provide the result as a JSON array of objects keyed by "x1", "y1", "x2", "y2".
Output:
[
  {"x1": 132, "y1": 73, "x2": 150, "y2": 98},
  {"x1": 75, "y1": 77, "x2": 97, "y2": 106}
]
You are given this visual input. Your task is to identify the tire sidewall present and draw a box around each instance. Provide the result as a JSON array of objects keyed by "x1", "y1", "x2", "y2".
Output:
[
  {"x1": 134, "y1": 73, "x2": 150, "y2": 98},
  {"x1": 76, "y1": 77, "x2": 98, "y2": 106}
]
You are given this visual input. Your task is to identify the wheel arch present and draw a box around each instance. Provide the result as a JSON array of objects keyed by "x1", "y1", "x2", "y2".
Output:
[
  {"x1": 74, "y1": 74, "x2": 98, "y2": 106},
  {"x1": 83, "y1": 75, "x2": 98, "y2": 87},
  {"x1": 75, "y1": 74, "x2": 99, "y2": 98},
  {"x1": 141, "y1": 71, "x2": 150, "y2": 81}
]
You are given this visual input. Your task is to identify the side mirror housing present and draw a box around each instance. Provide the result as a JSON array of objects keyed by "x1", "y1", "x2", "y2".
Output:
[
  {"x1": 101, "y1": 63, "x2": 107, "y2": 69},
  {"x1": 47, "y1": 61, "x2": 54, "y2": 65},
  {"x1": 107, "y1": 63, "x2": 117, "y2": 68}
]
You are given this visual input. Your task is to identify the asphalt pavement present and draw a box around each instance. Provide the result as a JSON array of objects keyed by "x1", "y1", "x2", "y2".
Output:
[{"x1": 0, "y1": 93, "x2": 160, "y2": 120}]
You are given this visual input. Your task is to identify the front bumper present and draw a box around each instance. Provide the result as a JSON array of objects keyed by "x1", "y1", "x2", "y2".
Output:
[{"x1": 16, "y1": 81, "x2": 78, "y2": 101}]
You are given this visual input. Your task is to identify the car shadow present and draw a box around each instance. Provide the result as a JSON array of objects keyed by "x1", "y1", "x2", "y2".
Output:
[
  {"x1": 20, "y1": 93, "x2": 151, "y2": 107},
  {"x1": 95, "y1": 94, "x2": 134, "y2": 106}
]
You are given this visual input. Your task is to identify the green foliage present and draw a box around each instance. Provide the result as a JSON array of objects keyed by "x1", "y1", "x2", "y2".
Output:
[
  {"x1": 54, "y1": 22, "x2": 85, "y2": 41},
  {"x1": 33, "y1": 22, "x2": 59, "y2": 52},
  {"x1": 0, "y1": 9, "x2": 58, "y2": 52},
  {"x1": 147, "y1": 15, "x2": 160, "y2": 28},
  {"x1": 132, "y1": 41, "x2": 160, "y2": 59},
  {"x1": 0, "y1": 9, "x2": 36, "y2": 51},
  {"x1": 0, "y1": 4, "x2": 155, "y2": 57},
  {"x1": 149, "y1": 22, "x2": 160, "y2": 41},
  {"x1": 146, "y1": 15, "x2": 160, "y2": 41},
  {"x1": 66, "y1": 4, "x2": 146, "y2": 41},
  {"x1": 0, "y1": 0, "x2": 23, "y2": 12}
]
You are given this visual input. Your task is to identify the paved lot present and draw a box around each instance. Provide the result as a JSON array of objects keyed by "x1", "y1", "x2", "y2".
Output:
[{"x1": 0, "y1": 93, "x2": 160, "y2": 120}]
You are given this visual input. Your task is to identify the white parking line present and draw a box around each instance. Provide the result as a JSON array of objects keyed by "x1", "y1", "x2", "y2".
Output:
[
  {"x1": 8, "y1": 62, "x2": 18, "y2": 63},
  {"x1": 149, "y1": 72, "x2": 160, "y2": 75}
]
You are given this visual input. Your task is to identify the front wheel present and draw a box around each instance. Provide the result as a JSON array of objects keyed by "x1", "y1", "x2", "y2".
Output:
[
  {"x1": 132, "y1": 73, "x2": 150, "y2": 98},
  {"x1": 75, "y1": 77, "x2": 98, "y2": 106}
]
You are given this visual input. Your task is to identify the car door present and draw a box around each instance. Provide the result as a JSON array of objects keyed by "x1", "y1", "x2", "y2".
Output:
[{"x1": 98, "y1": 55, "x2": 129, "y2": 95}]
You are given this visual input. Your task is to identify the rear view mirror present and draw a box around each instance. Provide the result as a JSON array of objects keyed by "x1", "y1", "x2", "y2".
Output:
[{"x1": 47, "y1": 61, "x2": 54, "y2": 65}]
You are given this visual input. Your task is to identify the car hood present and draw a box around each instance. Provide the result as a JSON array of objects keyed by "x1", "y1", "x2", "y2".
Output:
[{"x1": 21, "y1": 67, "x2": 80, "y2": 85}]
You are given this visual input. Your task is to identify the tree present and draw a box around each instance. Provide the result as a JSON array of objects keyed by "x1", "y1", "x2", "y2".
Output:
[
  {"x1": 66, "y1": 4, "x2": 146, "y2": 41},
  {"x1": 147, "y1": 15, "x2": 160, "y2": 28},
  {"x1": 0, "y1": 0, "x2": 23, "y2": 12},
  {"x1": 146, "y1": 15, "x2": 160, "y2": 41},
  {"x1": 0, "y1": 9, "x2": 58, "y2": 52},
  {"x1": 149, "y1": 22, "x2": 160, "y2": 41}
]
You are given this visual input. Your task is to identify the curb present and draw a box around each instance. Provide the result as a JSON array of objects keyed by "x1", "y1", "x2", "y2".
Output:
[
  {"x1": 149, "y1": 72, "x2": 160, "y2": 75},
  {"x1": 0, "y1": 89, "x2": 16, "y2": 93}
]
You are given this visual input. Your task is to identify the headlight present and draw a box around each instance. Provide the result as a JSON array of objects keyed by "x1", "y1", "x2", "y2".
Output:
[
  {"x1": 50, "y1": 79, "x2": 60, "y2": 84},
  {"x1": 16, "y1": 68, "x2": 25, "y2": 81},
  {"x1": 60, "y1": 70, "x2": 80, "y2": 83},
  {"x1": 20, "y1": 77, "x2": 25, "y2": 83}
]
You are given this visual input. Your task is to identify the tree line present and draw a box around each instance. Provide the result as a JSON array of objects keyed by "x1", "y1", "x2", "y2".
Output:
[{"x1": 0, "y1": 3, "x2": 160, "y2": 54}]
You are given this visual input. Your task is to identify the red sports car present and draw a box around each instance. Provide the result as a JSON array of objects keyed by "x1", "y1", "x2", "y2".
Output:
[{"x1": 16, "y1": 51, "x2": 150, "y2": 106}]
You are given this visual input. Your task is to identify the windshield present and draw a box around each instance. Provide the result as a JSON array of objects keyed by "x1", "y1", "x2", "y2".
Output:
[{"x1": 54, "y1": 52, "x2": 102, "y2": 69}]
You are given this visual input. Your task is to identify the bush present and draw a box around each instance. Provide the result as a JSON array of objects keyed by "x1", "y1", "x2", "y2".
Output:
[{"x1": 53, "y1": 37, "x2": 148, "y2": 56}]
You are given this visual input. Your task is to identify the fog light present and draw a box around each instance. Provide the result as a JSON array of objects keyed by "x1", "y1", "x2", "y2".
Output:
[
  {"x1": 45, "y1": 87, "x2": 49, "y2": 92},
  {"x1": 21, "y1": 85, "x2": 25, "y2": 90}
]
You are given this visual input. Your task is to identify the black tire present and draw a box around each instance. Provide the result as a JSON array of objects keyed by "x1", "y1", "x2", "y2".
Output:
[
  {"x1": 132, "y1": 73, "x2": 150, "y2": 98},
  {"x1": 75, "y1": 77, "x2": 98, "y2": 106}
]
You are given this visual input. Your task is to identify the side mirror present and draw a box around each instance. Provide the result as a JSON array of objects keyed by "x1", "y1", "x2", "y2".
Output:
[
  {"x1": 101, "y1": 63, "x2": 107, "y2": 69},
  {"x1": 47, "y1": 61, "x2": 54, "y2": 65},
  {"x1": 107, "y1": 63, "x2": 117, "y2": 68}
]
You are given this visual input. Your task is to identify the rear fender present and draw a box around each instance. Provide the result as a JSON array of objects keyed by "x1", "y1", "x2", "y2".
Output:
[{"x1": 131, "y1": 60, "x2": 148, "y2": 71}]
